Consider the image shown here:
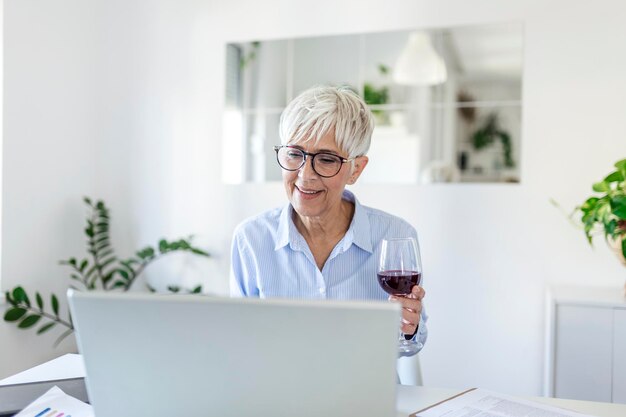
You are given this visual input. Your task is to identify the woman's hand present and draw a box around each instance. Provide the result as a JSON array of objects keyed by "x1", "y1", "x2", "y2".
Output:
[{"x1": 390, "y1": 285, "x2": 425, "y2": 335}]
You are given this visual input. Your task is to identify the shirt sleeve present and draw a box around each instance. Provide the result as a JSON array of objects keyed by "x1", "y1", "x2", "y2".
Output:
[{"x1": 229, "y1": 229, "x2": 259, "y2": 298}]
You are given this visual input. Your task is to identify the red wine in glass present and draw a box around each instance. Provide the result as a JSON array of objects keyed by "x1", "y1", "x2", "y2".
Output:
[
  {"x1": 377, "y1": 270, "x2": 421, "y2": 296},
  {"x1": 378, "y1": 237, "x2": 423, "y2": 354}
]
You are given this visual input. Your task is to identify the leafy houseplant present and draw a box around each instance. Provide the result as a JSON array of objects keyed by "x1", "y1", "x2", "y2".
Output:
[
  {"x1": 363, "y1": 64, "x2": 391, "y2": 125},
  {"x1": 471, "y1": 113, "x2": 514, "y2": 168},
  {"x1": 239, "y1": 41, "x2": 260, "y2": 70},
  {"x1": 3, "y1": 197, "x2": 210, "y2": 346},
  {"x1": 575, "y1": 159, "x2": 626, "y2": 266}
]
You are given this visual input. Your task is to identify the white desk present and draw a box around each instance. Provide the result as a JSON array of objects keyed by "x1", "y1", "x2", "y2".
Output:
[{"x1": 3, "y1": 355, "x2": 626, "y2": 417}]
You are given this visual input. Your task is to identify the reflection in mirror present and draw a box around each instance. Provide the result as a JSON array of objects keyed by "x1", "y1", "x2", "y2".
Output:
[{"x1": 223, "y1": 23, "x2": 523, "y2": 184}]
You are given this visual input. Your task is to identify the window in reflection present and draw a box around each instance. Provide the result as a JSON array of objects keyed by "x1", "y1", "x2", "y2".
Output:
[{"x1": 223, "y1": 22, "x2": 523, "y2": 184}]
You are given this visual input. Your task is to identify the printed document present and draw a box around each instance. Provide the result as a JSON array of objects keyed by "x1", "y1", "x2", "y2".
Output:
[
  {"x1": 412, "y1": 388, "x2": 596, "y2": 417},
  {"x1": 14, "y1": 385, "x2": 93, "y2": 417}
]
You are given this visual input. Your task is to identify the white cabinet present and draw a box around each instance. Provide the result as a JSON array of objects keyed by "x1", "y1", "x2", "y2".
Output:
[
  {"x1": 614, "y1": 309, "x2": 626, "y2": 403},
  {"x1": 545, "y1": 286, "x2": 626, "y2": 404}
]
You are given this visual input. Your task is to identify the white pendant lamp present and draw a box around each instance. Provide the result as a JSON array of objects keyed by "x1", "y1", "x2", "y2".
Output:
[{"x1": 393, "y1": 32, "x2": 447, "y2": 86}]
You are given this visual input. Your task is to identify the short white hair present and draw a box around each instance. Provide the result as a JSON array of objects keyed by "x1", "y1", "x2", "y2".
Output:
[{"x1": 279, "y1": 85, "x2": 374, "y2": 158}]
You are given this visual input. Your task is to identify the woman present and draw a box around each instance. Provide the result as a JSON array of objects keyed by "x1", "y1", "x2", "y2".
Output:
[{"x1": 230, "y1": 85, "x2": 427, "y2": 353}]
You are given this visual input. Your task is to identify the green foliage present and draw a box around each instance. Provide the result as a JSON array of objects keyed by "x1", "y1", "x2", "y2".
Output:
[
  {"x1": 378, "y1": 64, "x2": 390, "y2": 75},
  {"x1": 359, "y1": 63, "x2": 394, "y2": 125},
  {"x1": 4, "y1": 288, "x2": 70, "y2": 346},
  {"x1": 3, "y1": 197, "x2": 210, "y2": 347},
  {"x1": 239, "y1": 41, "x2": 260, "y2": 70},
  {"x1": 471, "y1": 113, "x2": 515, "y2": 168},
  {"x1": 363, "y1": 83, "x2": 389, "y2": 106},
  {"x1": 574, "y1": 158, "x2": 626, "y2": 258}
]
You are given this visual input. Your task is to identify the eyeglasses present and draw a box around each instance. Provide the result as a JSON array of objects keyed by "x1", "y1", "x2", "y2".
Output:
[{"x1": 274, "y1": 145, "x2": 353, "y2": 178}]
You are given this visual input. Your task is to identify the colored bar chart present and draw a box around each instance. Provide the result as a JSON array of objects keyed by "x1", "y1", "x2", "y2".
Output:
[
  {"x1": 14, "y1": 386, "x2": 91, "y2": 417},
  {"x1": 33, "y1": 408, "x2": 70, "y2": 417}
]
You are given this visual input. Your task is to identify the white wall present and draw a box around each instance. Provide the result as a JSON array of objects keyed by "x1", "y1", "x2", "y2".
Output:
[
  {"x1": 0, "y1": 0, "x2": 100, "y2": 377},
  {"x1": 2, "y1": 0, "x2": 626, "y2": 397}
]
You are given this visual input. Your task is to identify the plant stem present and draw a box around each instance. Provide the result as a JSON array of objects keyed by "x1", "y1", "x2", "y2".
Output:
[
  {"x1": 89, "y1": 212, "x2": 103, "y2": 289},
  {"x1": 123, "y1": 251, "x2": 181, "y2": 291},
  {"x1": 21, "y1": 305, "x2": 74, "y2": 330},
  {"x1": 54, "y1": 328, "x2": 75, "y2": 348}
]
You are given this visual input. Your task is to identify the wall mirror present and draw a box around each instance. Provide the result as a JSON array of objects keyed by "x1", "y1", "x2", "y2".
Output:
[{"x1": 222, "y1": 22, "x2": 523, "y2": 184}]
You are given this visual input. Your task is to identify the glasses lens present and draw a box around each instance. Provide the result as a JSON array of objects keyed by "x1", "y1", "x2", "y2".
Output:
[
  {"x1": 313, "y1": 153, "x2": 342, "y2": 177},
  {"x1": 277, "y1": 147, "x2": 305, "y2": 170}
]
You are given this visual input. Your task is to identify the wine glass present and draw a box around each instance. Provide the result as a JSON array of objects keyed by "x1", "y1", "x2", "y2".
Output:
[{"x1": 377, "y1": 237, "x2": 422, "y2": 355}]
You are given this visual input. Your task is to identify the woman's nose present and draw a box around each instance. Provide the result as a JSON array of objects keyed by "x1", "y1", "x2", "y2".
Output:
[{"x1": 298, "y1": 156, "x2": 318, "y2": 179}]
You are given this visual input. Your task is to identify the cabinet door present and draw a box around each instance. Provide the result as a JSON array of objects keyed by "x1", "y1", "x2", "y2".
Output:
[
  {"x1": 554, "y1": 305, "x2": 613, "y2": 402},
  {"x1": 614, "y1": 308, "x2": 626, "y2": 404}
]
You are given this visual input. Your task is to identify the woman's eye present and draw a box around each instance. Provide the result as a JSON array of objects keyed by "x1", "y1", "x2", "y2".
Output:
[{"x1": 319, "y1": 156, "x2": 339, "y2": 164}]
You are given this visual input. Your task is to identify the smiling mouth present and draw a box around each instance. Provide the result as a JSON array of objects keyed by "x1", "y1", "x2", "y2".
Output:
[{"x1": 296, "y1": 186, "x2": 322, "y2": 195}]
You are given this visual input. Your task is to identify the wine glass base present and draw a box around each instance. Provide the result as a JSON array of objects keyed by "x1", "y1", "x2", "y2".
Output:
[{"x1": 398, "y1": 340, "x2": 421, "y2": 355}]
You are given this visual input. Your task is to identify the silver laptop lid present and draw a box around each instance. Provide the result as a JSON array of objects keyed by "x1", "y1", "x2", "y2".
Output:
[{"x1": 68, "y1": 290, "x2": 400, "y2": 417}]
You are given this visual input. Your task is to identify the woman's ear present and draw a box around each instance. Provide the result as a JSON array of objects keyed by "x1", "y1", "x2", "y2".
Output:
[{"x1": 347, "y1": 156, "x2": 369, "y2": 185}]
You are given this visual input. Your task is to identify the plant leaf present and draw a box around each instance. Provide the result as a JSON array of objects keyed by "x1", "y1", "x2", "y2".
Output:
[
  {"x1": 580, "y1": 197, "x2": 599, "y2": 211},
  {"x1": 103, "y1": 271, "x2": 116, "y2": 284},
  {"x1": 37, "y1": 322, "x2": 56, "y2": 335},
  {"x1": 5, "y1": 291, "x2": 17, "y2": 307},
  {"x1": 614, "y1": 158, "x2": 626, "y2": 172},
  {"x1": 4, "y1": 307, "x2": 27, "y2": 322},
  {"x1": 592, "y1": 181, "x2": 610, "y2": 193},
  {"x1": 136, "y1": 247, "x2": 155, "y2": 260},
  {"x1": 610, "y1": 195, "x2": 626, "y2": 219},
  {"x1": 79, "y1": 259, "x2": 89, "y2": 273},
  {"x1": 51, "y1": 294, "x2": 60, "y2": 317},
  {"x1": 191, "y1": 248, "x2": 210, "y2": 257},
  {"x1": 95, "y1": 222, "x2": 109, "y2": 231},
  {"x1": 98, "y1": 248, "x2": 115, "y2": 260},
  {"x1": 36, "y1": 292, "x2": 44, "y2": 310},
  {"x1": 18, "y1": 314, "x2": 42, "y2": 329},
  {"x1": 117, "y1": 268, "x2": 130, "y2": 280},
  {"x1": 84, "y1": 264, "x2": 97, "y2": 279},
  {"x1": 191, "y1": 285, "x2": 202, "y2": 294},
  {"x1": 99, "y1": 256, "x2": 117, "y2": 271},
  {"x1": 12, "y1": 287, "x2": 30, "y2": 307},
  {"x1": 604, "y1": 171, "x2": 624, "y2": 183}
]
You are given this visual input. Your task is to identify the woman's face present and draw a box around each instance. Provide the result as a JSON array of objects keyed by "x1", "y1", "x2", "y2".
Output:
[{"x1": 282, "y1": 131, "x2": 368, "y2": 220}]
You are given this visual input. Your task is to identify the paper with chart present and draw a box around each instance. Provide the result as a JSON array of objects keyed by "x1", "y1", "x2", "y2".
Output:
[
  {"x1": 14, "y1": 386, "x2": 93, "y2": 417},
  {"x1": 412, "y1": 388, "x2": 596, "y2": 417}
]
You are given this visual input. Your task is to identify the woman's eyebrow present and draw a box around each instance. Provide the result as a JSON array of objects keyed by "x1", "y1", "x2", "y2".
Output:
[
  {"x1": 289, "y1": 145, "x2": 341, "y2": 155},
  {"x1": 317, "y1": 148, "x2": 341, "y2": 154}
]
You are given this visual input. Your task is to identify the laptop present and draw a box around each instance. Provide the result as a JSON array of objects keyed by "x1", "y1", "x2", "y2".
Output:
[{"x1": 67, "y1": 290, "x2": 400, "y2": 417}]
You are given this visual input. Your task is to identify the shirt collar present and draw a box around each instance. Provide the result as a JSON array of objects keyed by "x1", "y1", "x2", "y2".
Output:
[{"x1": 274, "y1": 190, "x2": 373, "y2": 254}]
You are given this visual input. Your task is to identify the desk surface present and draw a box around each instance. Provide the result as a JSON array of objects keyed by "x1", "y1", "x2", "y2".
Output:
[{"x1": 3, "y1": 354, "x2": 626, "y2": 417}]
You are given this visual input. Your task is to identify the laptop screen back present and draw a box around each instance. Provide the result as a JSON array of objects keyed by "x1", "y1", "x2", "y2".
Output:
[{"x1": 68, "y1": 290, "x2": 400, "y2": 417}]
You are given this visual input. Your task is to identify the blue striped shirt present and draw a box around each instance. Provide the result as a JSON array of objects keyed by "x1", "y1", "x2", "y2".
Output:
[{"x1": 229, "y1": 190, "x2": 428, "y2": 351}]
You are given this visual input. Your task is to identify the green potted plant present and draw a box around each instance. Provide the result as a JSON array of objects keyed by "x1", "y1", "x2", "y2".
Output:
[
  {"x1": 363, "y1": 64, "x2": 391, "y2": 125},
  {"x1": 3, "y1": 197, "x2": 210, "y2": 346},
  {"x1": 574, "y1": 158, "x2": 626, "y2": 293},
  {"x1": 471, "y1": 113, "x2": 514, "y2": 168}
]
